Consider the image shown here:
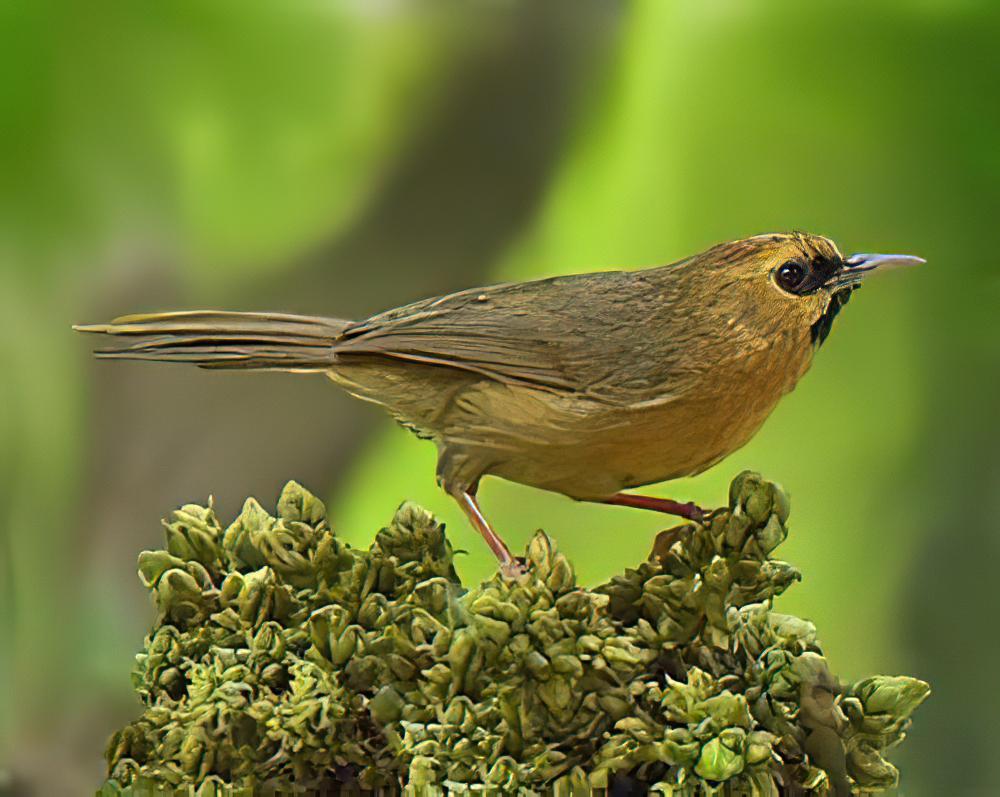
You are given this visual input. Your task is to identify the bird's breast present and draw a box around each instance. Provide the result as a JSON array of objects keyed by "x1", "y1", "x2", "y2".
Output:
[
  {"x1": 485, "y1": 331, "x2": 815, "y2": 498},
  {"x1": 618, "y1": 331, "x2": 815, "y2": 481}
]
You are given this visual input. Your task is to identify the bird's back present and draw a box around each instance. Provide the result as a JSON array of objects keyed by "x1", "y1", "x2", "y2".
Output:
[{"x1": 332, "y1": 265, "x2": 701, "y2": 405}]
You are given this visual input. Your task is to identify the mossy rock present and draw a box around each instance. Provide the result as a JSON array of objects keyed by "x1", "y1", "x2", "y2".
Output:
[{"x1": 99, "y1": 473, "x2": 928, "y2": 796}]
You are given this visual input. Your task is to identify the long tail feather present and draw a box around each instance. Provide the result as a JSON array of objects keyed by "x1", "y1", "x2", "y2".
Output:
[{"x1": 74, "y1": 310, "x2": 349, "y2": 371}]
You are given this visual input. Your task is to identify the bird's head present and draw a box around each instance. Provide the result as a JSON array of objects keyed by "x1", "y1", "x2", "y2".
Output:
[{"x1": 699, "y1": 232, "x2": 924, "y2": 347}]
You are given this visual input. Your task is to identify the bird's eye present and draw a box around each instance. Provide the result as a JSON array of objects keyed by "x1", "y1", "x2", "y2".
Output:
[{"x1": 775, "y1": 260, "x2": 807, "y2": 293}]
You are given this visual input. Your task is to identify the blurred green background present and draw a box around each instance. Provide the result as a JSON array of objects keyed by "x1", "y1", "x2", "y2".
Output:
[{"x1": 1, "y1": 0, "x2": 998, "y2": 794}]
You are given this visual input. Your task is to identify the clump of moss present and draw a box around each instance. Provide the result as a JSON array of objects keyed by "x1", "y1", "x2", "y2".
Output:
[{"x1": 99, "y1": 473, "x2": 928, "y2": 795}]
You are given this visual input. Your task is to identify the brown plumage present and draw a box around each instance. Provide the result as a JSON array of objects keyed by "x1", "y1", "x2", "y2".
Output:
[{"x1": 76, "y1": 232, "x2": 922, "y2": 575}]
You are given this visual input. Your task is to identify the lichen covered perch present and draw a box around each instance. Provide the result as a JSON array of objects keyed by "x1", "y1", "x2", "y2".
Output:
[{"x1": 100, "y1": 473, "x2": 928, "y2": 795}]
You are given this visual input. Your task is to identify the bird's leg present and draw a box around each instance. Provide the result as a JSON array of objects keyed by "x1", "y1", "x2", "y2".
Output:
[
  {"x1": 602, "y1": 492, "x2": 707, "y2": 523},
  {"x1": 453, "y1": 488, "x2": 524, "y2": 578}
]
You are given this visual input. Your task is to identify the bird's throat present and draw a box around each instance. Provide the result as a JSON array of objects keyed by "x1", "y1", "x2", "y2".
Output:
[{"x1": 811, "y1": 287, "x2": 856, "y2": 347}]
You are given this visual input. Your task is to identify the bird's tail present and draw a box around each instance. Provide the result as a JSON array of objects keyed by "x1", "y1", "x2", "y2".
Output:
[{"x1": 74, "y1": 310, "x2": 350, "y2": 371}]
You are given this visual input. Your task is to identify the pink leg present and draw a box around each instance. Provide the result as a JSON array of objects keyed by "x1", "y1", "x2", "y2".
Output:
[
  {"x1": 602, "y1": 492, "x2": 706, "y2": 523},
  {"x1": 453, "y1": 490, "x2": 522, "y2": 577}
]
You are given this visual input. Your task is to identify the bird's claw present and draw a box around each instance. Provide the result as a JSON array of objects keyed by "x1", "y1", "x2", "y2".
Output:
[
  {"x1": 693, "y1": 504, "x2": 723, "y2": 524},
  {"x1": 684, "y1": 502, "x2": 707, "y2": 524},
  {"x1": 500, "y1": 556, "x2": 528, "y2": 580}
]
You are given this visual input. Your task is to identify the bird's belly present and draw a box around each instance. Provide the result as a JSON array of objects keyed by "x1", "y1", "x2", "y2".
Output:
[
  {"x1": 486, "y1": 379, "x2": 789, "y2": 500},
  {"x1": 337, "y1": 342, "x2": 812, "y2": 501}
]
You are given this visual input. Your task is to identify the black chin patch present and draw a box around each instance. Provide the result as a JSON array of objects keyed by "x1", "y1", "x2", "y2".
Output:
[{"x1": 811, "y1": 287, "x2": 856, "y2": 347}]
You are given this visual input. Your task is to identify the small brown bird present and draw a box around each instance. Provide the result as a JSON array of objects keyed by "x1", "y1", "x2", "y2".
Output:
[{"x1": 76, "y1": 233, "x2": 922, "y2": 575}]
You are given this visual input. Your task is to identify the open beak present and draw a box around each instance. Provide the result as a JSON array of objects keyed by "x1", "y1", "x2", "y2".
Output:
[{"x1": 828, "y1": 252, "x2": 925, "y2": 289}]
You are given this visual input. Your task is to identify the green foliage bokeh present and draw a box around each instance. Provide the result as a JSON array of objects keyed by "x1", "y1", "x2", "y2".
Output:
[{"x1": 1, "y1": 1, "x2": 997, "y2": 794}]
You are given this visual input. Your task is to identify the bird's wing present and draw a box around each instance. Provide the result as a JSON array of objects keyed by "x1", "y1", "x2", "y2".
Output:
[{"x1": 335, "y1": 270, "x2": 676, "y2": 399}]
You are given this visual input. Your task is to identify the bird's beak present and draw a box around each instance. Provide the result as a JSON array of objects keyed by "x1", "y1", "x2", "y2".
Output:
[
  {"x1": 844, "y1": 252, "x2": 926, "y2": 273},
  {"x1": 827, "y1": 252, "x2": 925, "y2": 288}
]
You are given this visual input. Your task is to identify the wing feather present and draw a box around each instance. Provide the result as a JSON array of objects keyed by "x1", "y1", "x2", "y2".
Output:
[{"x1": 334, "y1": 270, "x2": 667, "y2": 397}]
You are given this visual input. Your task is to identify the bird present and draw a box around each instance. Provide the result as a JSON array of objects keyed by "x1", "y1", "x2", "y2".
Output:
[{"x1": 76, "y1": 232, "x2": 923, "y2": 576}]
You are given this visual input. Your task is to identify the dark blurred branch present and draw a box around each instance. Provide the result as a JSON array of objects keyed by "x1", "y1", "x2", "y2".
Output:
[
  {"x1": 80, "y1": 1, "x2": 622, "y2": 569},
  {"x1": 283, "y1": 0, "x2": 622, "y2": 317}
]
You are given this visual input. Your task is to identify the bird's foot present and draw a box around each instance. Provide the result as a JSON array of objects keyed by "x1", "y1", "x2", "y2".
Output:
[
  {"x1": 647, "y1": 506, "x2": 720, "y2": 562},
  {"x1": 694, "y1": 504, "x2": 725, "y2": 524},
  {"x1": 681, "y1": 501, "x2": 707, "y2": 523},
  {"x1": 500, "y1": 556, "x2": 528, "y2": 580}
]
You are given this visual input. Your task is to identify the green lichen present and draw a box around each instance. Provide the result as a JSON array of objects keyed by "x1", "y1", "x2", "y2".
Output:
[{"x1": 99, "y1": 473, "x2": 928, "y2": 796}]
